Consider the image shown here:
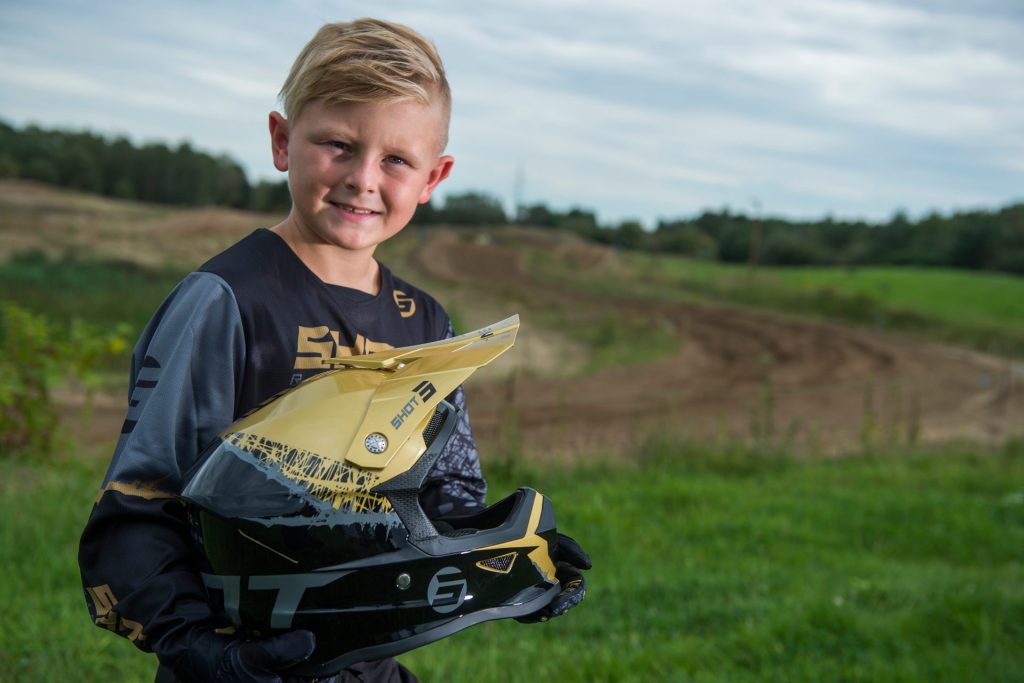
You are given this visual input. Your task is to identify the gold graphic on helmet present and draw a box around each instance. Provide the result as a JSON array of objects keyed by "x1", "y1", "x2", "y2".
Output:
[
  {"x1": 225, "y1": 432, "x2": 392, "y2": 514},
  {"x1": 475, "y1": 494, "x2": 557, "y2": 581},
  {"x1": 234, "y1": 316, "x2": 520, "y2": 479},
  {"x1": 393, "y1": 290, "x2": 416, "y2": 318},
  {"x1": 294, "y1": 326, "x2": 393, "y2": 370},
  {"x1": 86, "y1": 584, "x2": 146, "y2": 643},
  {"x1": 476, "y1": 551, "x2": 518, "y2": 574}
]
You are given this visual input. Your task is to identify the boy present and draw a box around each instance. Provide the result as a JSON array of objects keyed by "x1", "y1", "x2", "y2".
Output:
[{"x1": 79, "y1": 18, "x2": 589, "y2": 683}]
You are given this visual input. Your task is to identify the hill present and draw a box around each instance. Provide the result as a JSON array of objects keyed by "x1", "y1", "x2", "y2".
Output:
[{"x1": 1, "y1": 180, "x2": 1021, "y2": 456}]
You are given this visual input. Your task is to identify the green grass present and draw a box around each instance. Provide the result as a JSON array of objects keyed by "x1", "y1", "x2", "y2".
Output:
[
  {"x1": 526, "y1": 249, "x2": 1024, "y2": 357},
  {"x1": 0, "y1": 250, "x2": 186, "y2": 334},
  {"x1": 769, "y1": 267, "x2": 1024, "y2": 330},
  {"x1": 575, "y1": 311, "x2": 678, "y2": 373},
  {"x1": 4, "y1": 440, "x2": 1022, "y2": 682}
]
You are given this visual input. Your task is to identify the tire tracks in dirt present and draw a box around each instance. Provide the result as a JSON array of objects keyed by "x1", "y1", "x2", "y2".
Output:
[{"x1": 416, "y1": 229, "x2": 1023, "y2": 458}]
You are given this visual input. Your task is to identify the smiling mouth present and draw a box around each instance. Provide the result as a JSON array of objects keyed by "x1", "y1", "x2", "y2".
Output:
[{"x1": 332, "y1": 202, "x2": 378, "y2": 216}]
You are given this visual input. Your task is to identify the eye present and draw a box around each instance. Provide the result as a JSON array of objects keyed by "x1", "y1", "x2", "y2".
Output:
[
  {"x1": 384, "y1": 155, "x2": 408, "y2": 166},
  {"x1": 327, "y1": 140, "x2": 352, "y2": 153}
]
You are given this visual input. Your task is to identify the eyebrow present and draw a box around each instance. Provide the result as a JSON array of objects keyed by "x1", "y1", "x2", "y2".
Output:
[
  {"x1": 305, "y1": 124, "x2": 431, "y2": 163},
  {"x1": 307, "y1": 125, "x2": 351, "y2": 139}
]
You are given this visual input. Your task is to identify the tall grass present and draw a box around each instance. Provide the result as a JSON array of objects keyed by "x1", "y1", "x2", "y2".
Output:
[{"x1": 4, "y1": 439, "x2": 1022, "y2": 682}]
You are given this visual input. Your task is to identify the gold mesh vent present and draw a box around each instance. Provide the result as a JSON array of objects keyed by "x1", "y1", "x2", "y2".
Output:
[{"x1": 476, "y1": 551, "x2": 517, "y2": 574}]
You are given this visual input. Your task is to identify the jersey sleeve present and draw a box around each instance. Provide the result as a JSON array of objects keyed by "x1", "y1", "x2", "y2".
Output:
[
  {"x1": 77, "y1": 272, "x2": 245, "y2": 666},
  {"x1": 419, "y1": 318, "x2": 488, "y2": 517}
]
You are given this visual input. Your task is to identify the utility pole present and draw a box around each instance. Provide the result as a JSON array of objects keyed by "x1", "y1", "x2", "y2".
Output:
[
  {"x1": 513, "y1": 164, "x2": 525, "y2": 223},
  {"x1": 748, "y1": 196, "x2": 763, "y2": 274}
]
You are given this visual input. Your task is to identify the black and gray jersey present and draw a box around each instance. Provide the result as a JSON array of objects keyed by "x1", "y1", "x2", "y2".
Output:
[{"x1": 79, "y1": 229, "x2": 484, "y2": 666}]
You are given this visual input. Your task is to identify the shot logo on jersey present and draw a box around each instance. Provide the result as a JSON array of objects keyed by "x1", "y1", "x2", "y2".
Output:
[{"x1": 293, "y1": 325, "x2": 393, "y2": 369}]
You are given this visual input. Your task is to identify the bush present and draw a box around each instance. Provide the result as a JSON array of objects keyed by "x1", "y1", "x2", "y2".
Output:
[{"x1": 0, "y1": 302, "x2": 128, "y2": 458}]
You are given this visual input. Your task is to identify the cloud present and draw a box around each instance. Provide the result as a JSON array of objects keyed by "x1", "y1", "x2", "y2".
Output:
[
  {"x1": 0, "y1": 58, "x2": 112, "y2": 99},
  {"x1": 178, "y1": 67, "x2": 279, "y2": 100},
  {"x1": 1, "y1": 0, "x2": 1021, "y2": 223}
]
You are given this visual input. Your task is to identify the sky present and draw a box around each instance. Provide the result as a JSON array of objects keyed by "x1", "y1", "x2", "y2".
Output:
[{"x1": 1, "y1": 0, "x2": 1022, "y2": 226}]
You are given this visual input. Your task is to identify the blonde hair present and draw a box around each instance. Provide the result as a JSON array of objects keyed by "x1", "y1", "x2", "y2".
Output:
[{"x1": 279, "y1": 18, "x2": 451, "y2": 149}]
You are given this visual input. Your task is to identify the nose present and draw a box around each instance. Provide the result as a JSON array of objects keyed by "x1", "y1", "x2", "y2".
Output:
[{"x1": 342, "y1": 155, "x2": 378, "y2": 194}]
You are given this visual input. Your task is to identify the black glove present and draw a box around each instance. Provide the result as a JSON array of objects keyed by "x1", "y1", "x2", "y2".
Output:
[
  {"x1": 173, "y1": 628, "x2": 317, "y2": 683},
  {"x1": 517, "y1": 533, "x2": 591, "y2": 623}
]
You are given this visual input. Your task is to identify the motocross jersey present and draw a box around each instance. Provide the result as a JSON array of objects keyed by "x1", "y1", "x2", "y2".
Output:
[{"x1": 78, "y1": 229, "x2": 485, "y2": 670}]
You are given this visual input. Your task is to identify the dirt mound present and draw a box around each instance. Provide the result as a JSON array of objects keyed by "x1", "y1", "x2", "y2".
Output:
[
  {"x1": 416, "y1": 230, "x2": 1023, "y2": 458},
  {"x1": 0, "y1": 180, "x2": 279, "y2": 268}
]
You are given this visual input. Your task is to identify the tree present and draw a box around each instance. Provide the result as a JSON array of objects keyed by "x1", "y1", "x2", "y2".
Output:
[
  {"x1": 250, "y1": 180, "x2": 292, "y2": 213},
  {"x1": 559, "y1": 207, "x2": 599, "y2": 237},
  {"x1": 438, "y1": 192, "x2": 507, "y2": 225},
  {"x1": 518, "y1": 203, "x2": 557, "y2": 228},
  {"x1": 614, "y1": 220, "x2": 648, "y2": 250},
  {"x1": 410, "y1": 198, "x2": 437, "y2": 224},
  {"x1": 654, "y1": 221, "x2": 717, "y2": 258},
  {"x1": 949, "y1": 215, "x2": 998, "y2": 269},
  {"x1": 760, "y1": 229, "x2": 824, "y2": 265}
]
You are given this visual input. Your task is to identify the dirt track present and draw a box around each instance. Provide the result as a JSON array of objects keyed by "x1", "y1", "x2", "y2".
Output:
[
  {"x1": 4, "y1": 179, "x2": 1017, "y2": 459},
  {"x1": 414, "y1": 231, "x2": 1023, "y2": 457}
]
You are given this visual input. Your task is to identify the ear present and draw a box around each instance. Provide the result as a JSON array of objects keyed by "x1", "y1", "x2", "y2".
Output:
[
  {"x1": 269, "y1": 111, "x2": 290, "y2": 172},
  {"x1": 418, "y1": 155, "x2": 454, "y2": 204}
]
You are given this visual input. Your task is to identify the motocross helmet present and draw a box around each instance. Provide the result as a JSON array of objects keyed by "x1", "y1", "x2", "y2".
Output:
[{"x1": 181, "y1": 316, "x2": 561, "y2": 676}]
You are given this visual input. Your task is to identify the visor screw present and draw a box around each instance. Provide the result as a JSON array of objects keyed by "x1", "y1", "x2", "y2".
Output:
[
  {"x1": 397, "y1": 573, "x2": 412, "y2": 590},
  {"x1": 364, "y1": 432, "x2": 388, "y2": 454}
]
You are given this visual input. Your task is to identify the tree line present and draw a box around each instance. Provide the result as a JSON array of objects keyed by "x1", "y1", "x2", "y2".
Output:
[
  {"x1": 2, "y1": 121, "x2": 1022, "y2": 274},
  {"x1": 0, "y1": 120, "x2": 287, "y2": 212},
  {"x1": 644, "y1": 205, "x2": 1024, "y2": 275},
  {"x1": 415, "y1": 193, "x2": 1024, "y2": 276}
]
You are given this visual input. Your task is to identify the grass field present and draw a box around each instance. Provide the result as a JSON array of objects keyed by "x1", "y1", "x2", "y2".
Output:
[
  {"x1": 526, "y1": 248, "x2": 1024, "y2": 357},
  {"x1": 3, "y1": 440, "x2": 1022, "y2": 682},
  {"x1": 2, "y1": 207, "x2": 1023, "y2": 681},
  {"x1": 769, "y1": 267, "x2": 1024, "y2": 329}
]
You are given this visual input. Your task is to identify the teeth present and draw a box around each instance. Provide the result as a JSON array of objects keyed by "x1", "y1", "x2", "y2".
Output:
[{"x1": 342, "y1": 204, "x2": 373, "y2": 215}]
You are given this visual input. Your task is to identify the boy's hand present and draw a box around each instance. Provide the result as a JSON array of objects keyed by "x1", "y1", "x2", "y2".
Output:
[
  {"x1": 174, "y1": 628, "x2": 316, "y2": 683},
  {"x1": 517, "y1": 533, "x2": 592, "y2": 623},
  {"x1": 552, "y1": 533, "x2": 592, "y2": 572}
]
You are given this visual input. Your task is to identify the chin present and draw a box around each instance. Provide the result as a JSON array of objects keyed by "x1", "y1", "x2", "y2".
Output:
[{"x1": 330, "y1": 228, "x2": 387, "y2": 252}]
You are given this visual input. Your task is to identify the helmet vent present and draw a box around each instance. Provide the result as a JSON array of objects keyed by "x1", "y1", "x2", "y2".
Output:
[
  {"x1": 422, "y1": 407, "x2": 446, "y2": 447},
  {"x1": 476, "y1": 552, "x2": 517, "y2": 574}
]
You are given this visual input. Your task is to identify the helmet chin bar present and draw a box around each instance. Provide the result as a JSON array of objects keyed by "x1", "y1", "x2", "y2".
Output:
[
  {"x1": 290, "y1": 484, "x2": 560, "y2": 677},
  {"x1": 372, "y1": 401, "x2": 542, "y2": 556}
]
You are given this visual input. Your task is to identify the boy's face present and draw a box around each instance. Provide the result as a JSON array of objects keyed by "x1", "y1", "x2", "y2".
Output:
[{"x1": 270, "y1": 98, "x2": 452, "y2": 257}]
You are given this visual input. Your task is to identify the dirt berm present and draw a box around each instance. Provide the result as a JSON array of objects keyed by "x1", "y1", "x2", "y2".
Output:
[{"x1": 414, "y1": 229, "x2": 1023, "y2": 458}]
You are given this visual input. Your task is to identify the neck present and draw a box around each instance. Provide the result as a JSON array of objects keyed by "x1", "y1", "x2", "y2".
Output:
[{"x1": 271, "y1": 220, "x2": 381, "y2": 294}]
